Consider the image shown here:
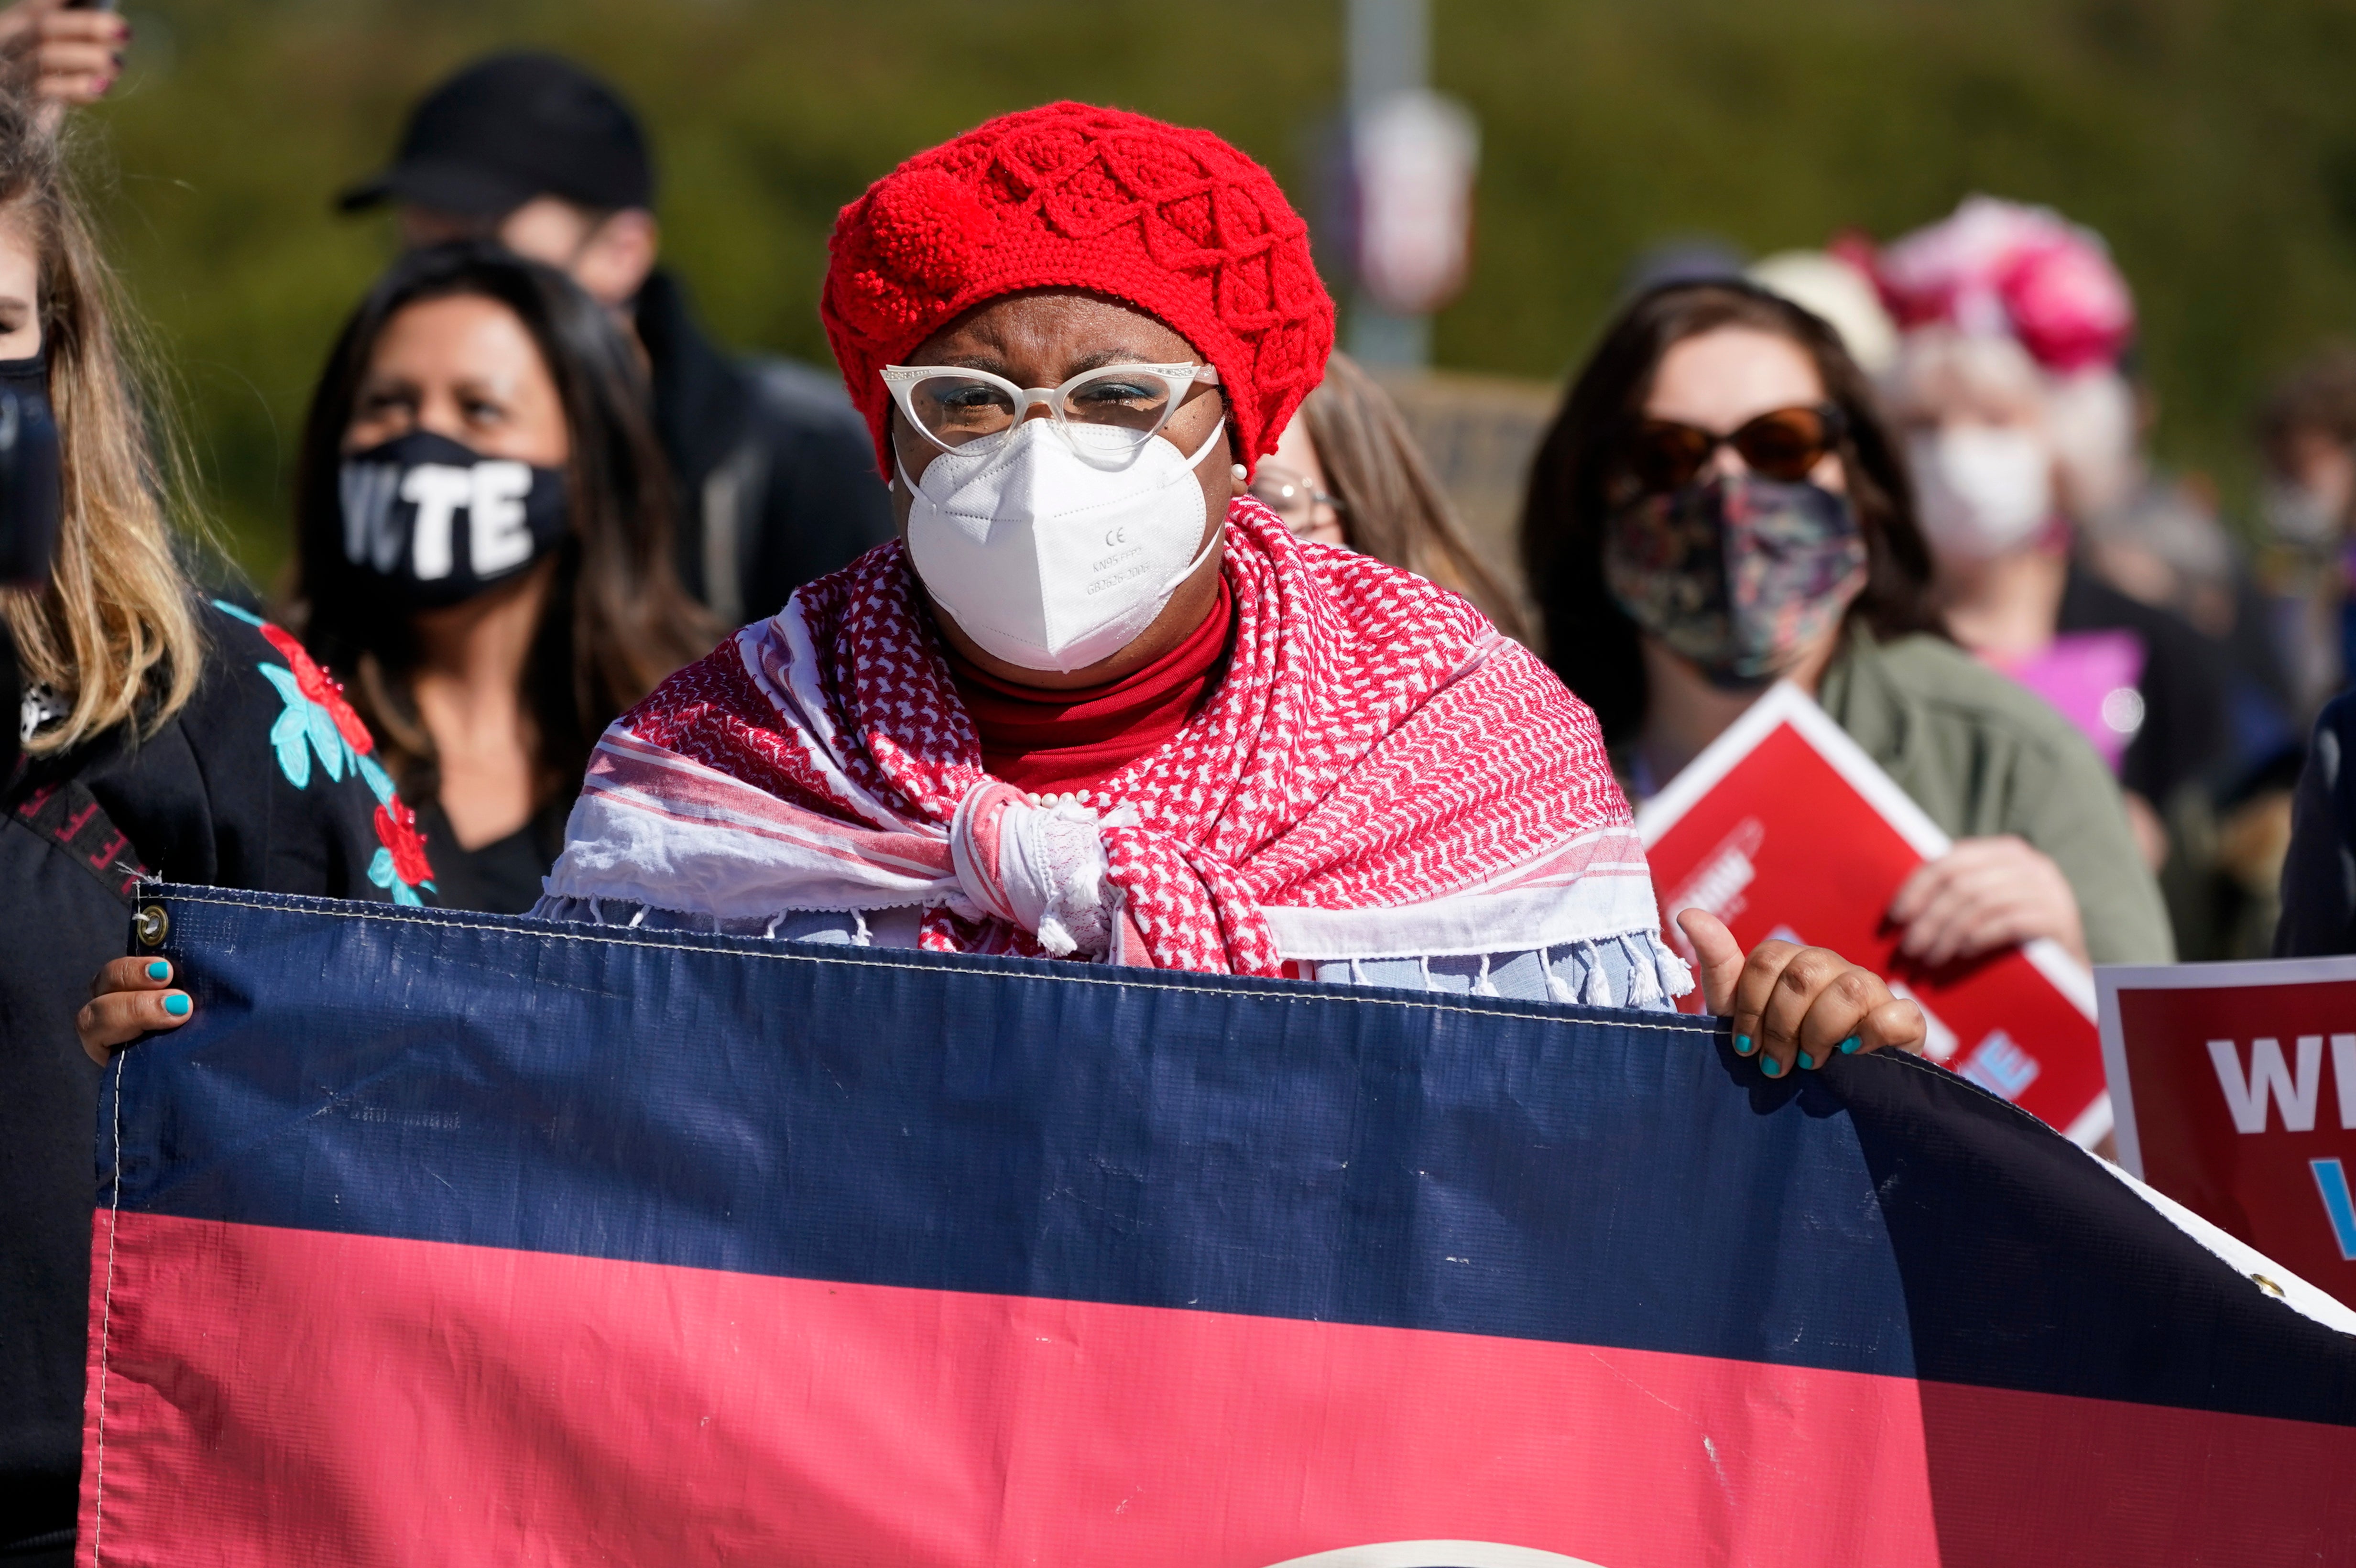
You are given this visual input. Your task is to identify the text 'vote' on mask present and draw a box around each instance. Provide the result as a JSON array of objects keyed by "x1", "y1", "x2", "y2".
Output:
[
  {"x1": 898, "y1": 416, "x2": 1229, "y2": 674},
  {"x1": 339, "y1": 430, "x2": 570, "y2": 610}
]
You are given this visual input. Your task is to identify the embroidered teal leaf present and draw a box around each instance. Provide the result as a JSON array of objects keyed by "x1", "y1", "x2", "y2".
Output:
[
  {"x1": 370, "y1": 848, "x2": 424, "y2": 907},
  {"x1": 356, "y1": 754, "x2": 396, "y2": 806},
  {"x1": 306, "y1": 698, "x2": 345, "y2": 783},
  {"x1": 258, "y1": 664, "x2": 313, "y2": 789}
]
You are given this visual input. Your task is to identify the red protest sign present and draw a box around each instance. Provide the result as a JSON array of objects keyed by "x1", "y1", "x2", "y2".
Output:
[
  {"x1": 1637, "y1": 683, "x2": 2107, "y2": 1146},
  {"x1": 2100, "y1": 957, "x2": 2356, "y2": 1306}
]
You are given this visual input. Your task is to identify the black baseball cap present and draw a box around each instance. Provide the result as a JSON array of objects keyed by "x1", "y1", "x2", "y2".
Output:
[{"x1": 337, "y1": 52, "x2": 653, "y2": 219}]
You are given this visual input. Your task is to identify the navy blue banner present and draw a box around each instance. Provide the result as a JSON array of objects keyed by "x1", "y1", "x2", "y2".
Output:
[{"x1": 102, "y1": 886, "x2": 2356, "y2": 1426}]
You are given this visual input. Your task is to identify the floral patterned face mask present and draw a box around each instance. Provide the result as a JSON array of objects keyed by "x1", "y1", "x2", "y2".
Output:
[{"x1": 1602, "y1": 473, "x2": 1868, "y2": 688}]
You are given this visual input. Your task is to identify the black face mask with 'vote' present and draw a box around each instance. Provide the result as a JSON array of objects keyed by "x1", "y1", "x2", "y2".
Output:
[{"x1": 338, "y1": 430, "x2": 569, "y2": 609}]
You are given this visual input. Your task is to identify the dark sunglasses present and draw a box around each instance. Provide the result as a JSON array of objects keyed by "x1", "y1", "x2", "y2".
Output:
[{"x1": 1619, "y1": 405, "x2": 1846, "y2": 495}]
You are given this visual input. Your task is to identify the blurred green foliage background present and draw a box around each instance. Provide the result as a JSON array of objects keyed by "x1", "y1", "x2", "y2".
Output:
[{"x1": 78, "y1": 0, "x2": 2356, "y2": 580}]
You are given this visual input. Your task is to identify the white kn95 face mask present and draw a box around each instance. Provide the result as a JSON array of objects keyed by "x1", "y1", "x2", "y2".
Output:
[
  {"x1": 1909, "y1": 425, "x2": 2055, "y2": 561},
  {"x1": 899, "y1": 415, "x2": 1228, "y2": 674}
]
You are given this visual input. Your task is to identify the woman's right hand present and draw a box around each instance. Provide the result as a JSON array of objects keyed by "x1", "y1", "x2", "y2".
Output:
[{"x1": 77, "y1": 955, "x2": 193, "y2": 1065}]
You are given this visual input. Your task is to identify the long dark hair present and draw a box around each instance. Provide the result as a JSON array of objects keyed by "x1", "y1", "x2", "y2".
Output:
[
  {"x1": 1519, "y1": 280, "x2": 1940, "y2": 747},
  {"x1": 291, "y1": 241, "x2": 712, "y2": 803}
]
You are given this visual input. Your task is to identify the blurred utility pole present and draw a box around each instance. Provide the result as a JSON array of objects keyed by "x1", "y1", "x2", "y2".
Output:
[
  {"x1": 1346, "y1": 0, "x2": 1428, "y2": 369},
  {"x1": 1344, "y1": 0, "x2": 1477, "y2": 371},
  {"x1": 1347, "y1": 0, "x2": 1426, "y2": 124}
]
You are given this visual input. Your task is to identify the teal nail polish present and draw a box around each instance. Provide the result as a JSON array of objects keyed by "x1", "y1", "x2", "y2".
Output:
[
  {"x1": 145, "y1": 959, "x2": 169, "y2": 981},
  {"x1": 1735, "y1": 1034, "x2": 1754, "y2": 1055},
  {"x1": 163, "y1": 993, "x2": 190, "y2": 1017},
  {"x1": 1839, "y1": 1034, "x2": 1861, "y2": 1055},
  {"x1": 1760, "y1": 1054, "x2": 1782, "y2": 1078},
  {"x1": 1798, "y1": 1051, "x2": 1816, "y2": 1070}
]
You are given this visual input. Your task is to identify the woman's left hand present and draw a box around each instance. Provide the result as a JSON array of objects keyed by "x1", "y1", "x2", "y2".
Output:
[
  {"x1": 1886, "y1": 835, "x2": 2088, "y2": 968},
  {"x1": 1678, "y1": 908, "x2": 1925, "y2": 1078}
]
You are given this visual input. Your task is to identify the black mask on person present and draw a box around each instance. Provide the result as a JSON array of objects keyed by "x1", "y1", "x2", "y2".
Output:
[
  {"x1": 338, "y1": 430, "x2": 568, "y2": 609},
  {"x1": 0, "y1": 354, "x2": 61, "y2": 590},
  {"x1": 0, "y1": 353, "x2": 58, "y2": 784}
]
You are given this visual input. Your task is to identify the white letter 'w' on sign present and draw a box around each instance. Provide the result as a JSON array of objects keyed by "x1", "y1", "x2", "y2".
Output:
[{"x1": 2209, "y1": 1038, "x2": 2323, "y2": 1133}]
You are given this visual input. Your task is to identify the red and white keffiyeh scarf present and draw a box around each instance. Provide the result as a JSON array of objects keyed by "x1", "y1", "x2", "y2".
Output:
[{"x1": 544, "y1": 501, "x2": 1662, "y2": 976}]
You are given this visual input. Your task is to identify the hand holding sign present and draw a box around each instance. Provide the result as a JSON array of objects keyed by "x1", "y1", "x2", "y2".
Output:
[
  {"x1": 1638, "y1": 683, "x2": 2109, "y2": 1144},
  {"x1": 1889, "y1": 834, "x2": 2088, "y2": 968}
]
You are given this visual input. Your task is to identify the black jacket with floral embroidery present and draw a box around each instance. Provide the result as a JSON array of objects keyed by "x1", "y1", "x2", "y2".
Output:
[{"x1": 0, "y1": 598, "x2": 431, "y2": 1559}]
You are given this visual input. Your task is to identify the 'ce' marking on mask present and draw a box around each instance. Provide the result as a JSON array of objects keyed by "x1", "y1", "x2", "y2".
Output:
[{"x1": 1105, "y1": 526, "x2": 1128, "y2": 547}]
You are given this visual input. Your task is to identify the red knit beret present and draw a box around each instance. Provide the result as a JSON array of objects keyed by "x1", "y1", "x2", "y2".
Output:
[{"x1": 822, "y1": 101, "x2": 1335, "y2": 478}]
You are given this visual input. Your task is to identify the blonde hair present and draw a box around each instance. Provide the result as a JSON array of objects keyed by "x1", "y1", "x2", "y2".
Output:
[
  {"x1": 1298, "y1": 352, "x2": 1529, "y2": 641},
  {"x1": 0, "y1": 97, "x2": 201, "y2": 754},
  {"x1": 1882, "y1": 324, "x2": 2047, "y2": 427}
]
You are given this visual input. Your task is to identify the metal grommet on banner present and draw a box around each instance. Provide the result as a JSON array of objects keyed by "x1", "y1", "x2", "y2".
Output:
[
  {"x1": 2251, "y1": 1272, "x2": 2286, "y2": 1299},
  {"x1": 135, "y1": 904, "x2": 168, "y2": 947}
]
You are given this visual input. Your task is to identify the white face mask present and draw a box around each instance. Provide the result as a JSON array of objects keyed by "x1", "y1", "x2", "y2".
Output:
[
  {"x1": 2260, "y1": 480, "x2": 2339, "y2": 546},
  {"x1": 898, "y1": 414, "x2": 1228, "y2": 674},
  {"x1": 1909, "y1": 426, "x2": 2054, "y2": 560}
]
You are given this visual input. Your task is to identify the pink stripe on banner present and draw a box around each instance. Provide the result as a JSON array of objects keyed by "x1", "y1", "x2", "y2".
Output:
[
  {"x1": 85, "y1": 1216, "x2": 2356, "y2": 1565},
  {"x1": 82, "y1": 1214, "x2": 1947, "y2": 1567}
]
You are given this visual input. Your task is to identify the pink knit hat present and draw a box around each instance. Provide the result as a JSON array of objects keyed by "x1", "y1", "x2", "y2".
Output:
[
  {"x1": 822, "y1": 102, "x2": 1335, "y2": 477},
  {"x1": 1868, "y1": 196, "x2": 2136, "y2": 375}
]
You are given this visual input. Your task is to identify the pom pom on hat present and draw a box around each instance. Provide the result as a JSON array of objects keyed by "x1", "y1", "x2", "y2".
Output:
[
  {"x1": 833, "y1": 168, "x2": 997, "y2": 328},
  {"x1": 823, "y1": 101, "x2": 1335, "y2": 477}
]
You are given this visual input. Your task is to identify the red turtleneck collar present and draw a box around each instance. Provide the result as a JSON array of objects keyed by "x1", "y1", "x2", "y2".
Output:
[{"x1": 940, "y1": 580, "x2": 1234, "y2": 797}]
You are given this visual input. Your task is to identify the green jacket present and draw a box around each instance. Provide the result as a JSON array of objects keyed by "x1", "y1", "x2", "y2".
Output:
[{"x1": 1815, "y1": 628, "x2": 2176, "y2": 965}]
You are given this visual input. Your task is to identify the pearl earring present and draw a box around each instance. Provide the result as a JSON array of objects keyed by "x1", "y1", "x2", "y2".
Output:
[{"x1": 1231, "y1": 463, "x2": 1249, "y2": 482}]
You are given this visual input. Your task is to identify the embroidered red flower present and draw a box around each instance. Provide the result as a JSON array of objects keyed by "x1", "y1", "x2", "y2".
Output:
[
  {"x1": 258, "y1": 621, "x2": 376, "y2": 755},
  {"x1": 374, "y1": 796, "x2": 435, "y2": 888}
]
